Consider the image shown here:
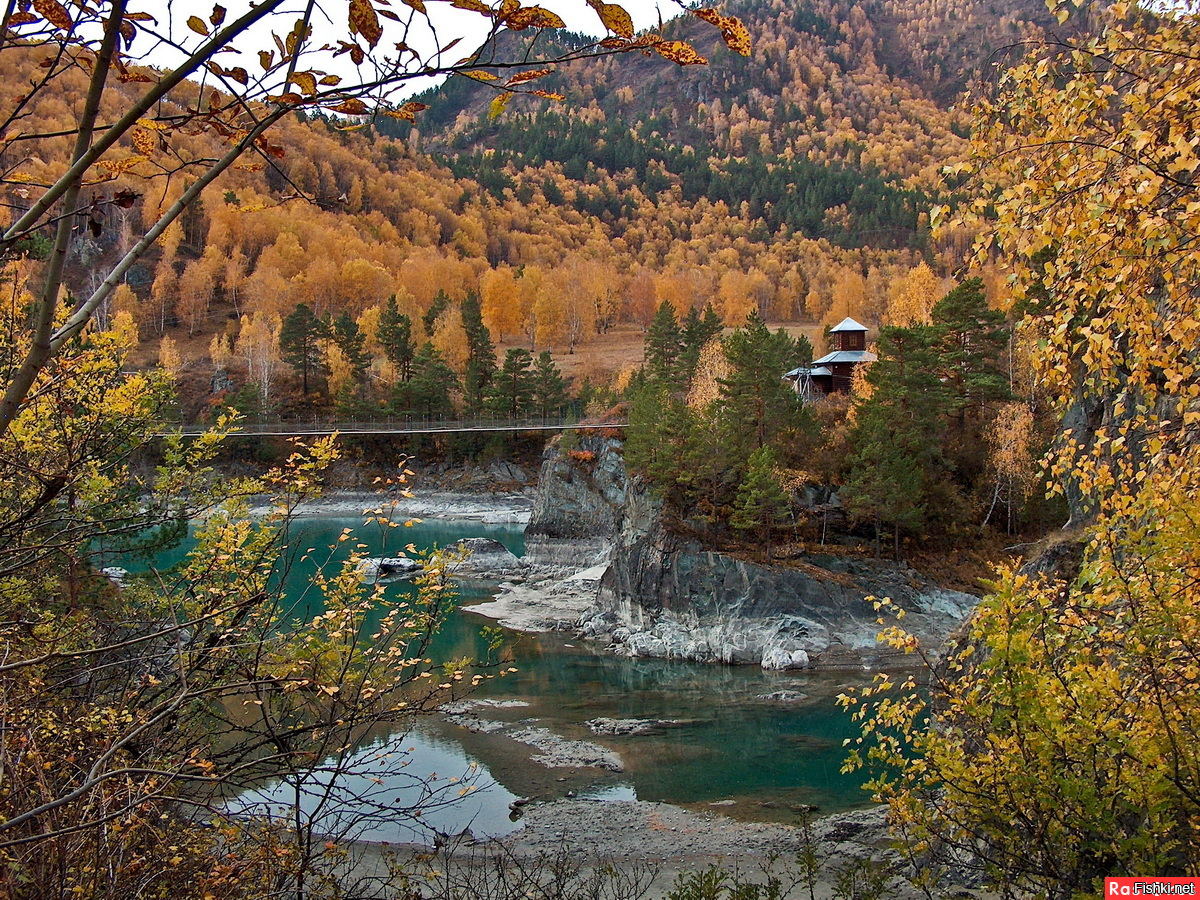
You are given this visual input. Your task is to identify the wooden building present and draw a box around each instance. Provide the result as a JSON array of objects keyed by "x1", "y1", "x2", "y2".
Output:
[{"x1": 784, "y1": 317, "x2": 876, "y2": 399}]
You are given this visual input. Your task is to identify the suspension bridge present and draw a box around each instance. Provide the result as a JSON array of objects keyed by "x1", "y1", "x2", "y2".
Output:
[{"x1": 157, "y1": 417, "x2": 627, "y2": 438}]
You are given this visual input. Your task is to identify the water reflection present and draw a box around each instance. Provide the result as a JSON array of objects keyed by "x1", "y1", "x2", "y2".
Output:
[{"x1": 228, "y1": 728, "x2": 524, "y2": 844}]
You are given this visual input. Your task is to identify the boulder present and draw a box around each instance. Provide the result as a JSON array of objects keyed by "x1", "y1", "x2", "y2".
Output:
[{"x1": 357, "y1": 556, "x2": 422, "y2": 583}]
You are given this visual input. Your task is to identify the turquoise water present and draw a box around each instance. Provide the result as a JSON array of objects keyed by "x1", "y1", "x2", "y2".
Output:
[{"x1": 107, "y1": 513, "x2": 872, "y2": 840}]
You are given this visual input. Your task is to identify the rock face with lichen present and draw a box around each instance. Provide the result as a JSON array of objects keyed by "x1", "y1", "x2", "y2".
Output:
[{"x1": 530, "y1": 434, "x2": 978, "y2": 669}]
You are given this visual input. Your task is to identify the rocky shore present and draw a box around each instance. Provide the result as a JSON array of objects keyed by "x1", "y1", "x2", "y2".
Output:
[{"x1": 473, "y1": 433, "x2": 980, "y2": 672}]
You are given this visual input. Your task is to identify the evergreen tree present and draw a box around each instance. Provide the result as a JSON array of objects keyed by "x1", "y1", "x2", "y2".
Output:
[
  {"x1": 931, "y1": 278, "x2": 1011, "y2": 426},
  {"x1": 486, "y1": 348, "x2": 536, "y2": 418},
  {"x1": 679, "y1": 303, "x2": 726, "y2": 383},
  {"x1": 624, "y1": 382, "x2": 704, "y2": 514},
  {"x1": 644, "y1": 301, "x2": 683, "y2": 389},
  {"x1": 841, "y1": 325, "x2": 952, "y2": 555},
  {"x1": 532, "y1": 350, "x2": 570, "y2": 419},
  {"x1": 332, "y1": 311, "x2": 371, "y2": 383},
  {"x1": 378, "y1": 294, "x2": 415, "y2": 381},
  {"x1": 279, "y1": 303, "x2": 327, "y2": 394},
  {"x1": 461, "y1": 290, "x2": 497, "y2": 416},
  {"x1": 392, "y1": 342, "x2": 457, "y2": 420},
  {"x1": 731, "y1": 445, "x2": 791, "y2": 561},
  {"x1": 717, "y1": 311, "x2": 812, "y2": 464},
  {"x1": 422, "y1": 289, "x2": 451, "y2": 337}
]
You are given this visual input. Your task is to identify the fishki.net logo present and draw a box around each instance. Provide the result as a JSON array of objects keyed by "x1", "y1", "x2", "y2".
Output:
[{"x1": 1107, "y1": 879, "x2": 1200, "y2": 896}]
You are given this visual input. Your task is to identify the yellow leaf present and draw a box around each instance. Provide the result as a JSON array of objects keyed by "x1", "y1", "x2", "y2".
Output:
[
  {"x1": 507, "y1": 67, "x2": 552, "y2": 86},
  {"x1": 349, "y1": 0, "x2": 382, "y2": 47},
  {"x1": 588, "y1": 1, "x2": 633, "y2": 38},
  {"x1": 187, "y1": 15, "x2": 209, "y2": 36},
  {"x1": 489, "y1": 92, "x2": 513, "y2": 119},
  {"x1": 132, "y1": 128, "x2": 157, "y2": 155},
  {"x1": 33, "y1": 0, "x2": 72, "y2": 30},
  {"x1": 653, "y1": 40, "x2": 707, "y2": 66},
  {"x1": 290, "y1": 71, "x2": 318, "y2": 96},
  {"x1": 506, "y1": 6, "x2": 566, "y2": 30},
  {"x1": 328, "y1": 97, "x2": 369, "y2": 115}
]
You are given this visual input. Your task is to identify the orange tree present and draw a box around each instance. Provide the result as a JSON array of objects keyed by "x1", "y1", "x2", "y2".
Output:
[{"x1": 843, "y1": 2, "x2": 1200, "y2": 897}]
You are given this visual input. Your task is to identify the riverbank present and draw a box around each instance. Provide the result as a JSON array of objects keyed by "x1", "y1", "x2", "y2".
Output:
[
  {"x1": 341, "y1": 800, "x2": 916, "y2": 900},
  {"x1": 246, "y1": 488, "x2": 535, "y2": 525}
]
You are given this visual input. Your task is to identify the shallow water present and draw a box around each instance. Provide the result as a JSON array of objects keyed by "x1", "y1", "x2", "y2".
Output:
[{"x1": 109, "y1": 513, "x2": 874, "y2": 842}]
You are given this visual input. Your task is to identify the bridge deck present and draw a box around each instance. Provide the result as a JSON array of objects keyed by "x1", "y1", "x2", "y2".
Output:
[{"x1": 159, "y1": 419, "x2": 626, "y2": 437}]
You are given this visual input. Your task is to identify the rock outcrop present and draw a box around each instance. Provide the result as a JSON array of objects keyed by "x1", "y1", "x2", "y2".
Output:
[
  {"x1": 528, "y1": 432, "x2": 979, "y2": 670},
  {"x1": 581, "y1": 521, "x2": 977, "y2": 669},
  {"x1": 449, "y1": 537, "x2": 527, "y2": 577},
  {"x1": 524, "y1": 432, "x2": 640, "y2": 566}
]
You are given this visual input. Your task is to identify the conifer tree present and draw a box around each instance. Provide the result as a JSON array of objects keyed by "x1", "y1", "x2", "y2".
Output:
[
  {"x1": 378, "y1": 295, "x2": 415, "y2": 381},
  {"x1": 718, "y1": 311, "x2": 811, "y2": 464},
  {"x1": 532, "y1": 350, "x2": 570, "y2": 419},
  {"x1": 332, "y1": 312, "x2": 371, "y2": 384},
  {"x1": 680, "y1": 303, "x2": 726, "y2": 383},
  {"x1": 731, "y1": 445, "x2": 791, "y2": 561},
  {"x1": 842, "y1": 325, "x2": 951, "y2": 555},
  {"x1": 931, "y1": 278, "x2": 1010, "y2": 426},
  {"x1": 393, "y1": 343, "x2": 456, "y2": 420},
  {"x1": 461, "y1": 290, "x2": 497, "y2": 416},
  {"x1": 422, "y1": 290, "x2": 451, "y2": 338},
  {"x1": 279, "y1": 303, "x2": 327, "y2": 395},
  {"x1": 644, "y1": 301, "x2": 684, "y2": 389},
  {"x1": 486, "y1": 348, "x2": 536, "y2": 418}
]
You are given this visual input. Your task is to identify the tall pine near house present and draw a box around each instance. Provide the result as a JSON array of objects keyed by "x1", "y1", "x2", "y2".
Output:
[
  {"x1": 731, "y1": 445, "x2": 791, "y2": 561},
  {"x1": 842, "y1": 325, "x2": 951, "y2": 556},
  {"x1": 932, "y1": 278, "x2": 1010, "y2": 427},
  {"x1": 718, "y1": 311, "x2": 812, "y2": 466}
]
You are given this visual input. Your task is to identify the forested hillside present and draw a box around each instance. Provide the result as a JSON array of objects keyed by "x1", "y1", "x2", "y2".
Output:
[{"x1": 1, "y1": 0, "x2": 1063, "y2": 416}]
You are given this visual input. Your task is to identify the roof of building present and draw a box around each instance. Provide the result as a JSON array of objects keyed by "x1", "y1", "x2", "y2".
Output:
[
  {"x1": 812, "y1": 349, "x2": 877, "y2": 366},
  {"x1": 783, "y1": 365, "x2": 833, "y2": 379},
  {"x1": 828, "y1": 316, "x2": 869, "y2": 333}
]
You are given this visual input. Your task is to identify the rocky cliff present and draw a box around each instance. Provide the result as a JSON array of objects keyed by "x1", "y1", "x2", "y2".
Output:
[{"x1": 529, "y1": 433, "x2": 979, "y2": 669}]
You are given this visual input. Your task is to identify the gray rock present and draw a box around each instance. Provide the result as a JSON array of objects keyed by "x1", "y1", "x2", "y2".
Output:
[
  {"x1": 358, "y1": 556, "x2": 422, "y2": 583},
  {"x1": 585, "y1": 717, "x2": 687, "y2": 736},
  {"x1": 449, "y1": 537, "x2": 526, "y2": 575}
]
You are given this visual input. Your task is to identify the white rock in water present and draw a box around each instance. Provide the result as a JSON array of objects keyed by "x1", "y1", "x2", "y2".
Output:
[{"x1": 760, "y1": 647, "x2": 811, "y2": 670}]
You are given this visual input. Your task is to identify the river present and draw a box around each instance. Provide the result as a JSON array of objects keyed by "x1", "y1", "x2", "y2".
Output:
[{"x1": 113, "y1": 511, "x2": 873, "y2": 844}]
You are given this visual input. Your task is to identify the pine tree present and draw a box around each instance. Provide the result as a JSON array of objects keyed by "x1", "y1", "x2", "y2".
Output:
[
  {"x1": 931, "y1": 278, "x2": 1010, "y2": 426},
  {"x1": 644, "y1": 300, "x2": 683, "y2": 389},
  {"x1": 392, "y1": 342, "x2": 457, "y2": 420},
  {"x1": 731, "y1": 445, "x2": 791, "y2": 561},
  {"x1": 486, "y1": 348, "x2": 536, "y2": 418},
  {"x1": 679, "y1": 303, "x2": 726, "y2": 383},
  {"x1": 422, "y1": 289, "x2": 451, "y2": 338},
  {"x1": 332, "y1": 311, "x2": 371, "y2": 384},
  {"x1": 718, "y1": 311, "x2": 811, "y2": 464},
  {"x1": 378, "y1": 295, "x2": 415, "y2": 381},
  {"x1": 279, "y1": 303, "x2": 327, "y2": 395},
  {"x1": 461, "y1": 290, "x2": 497, "y2": 416},
  {"x1": 841, "y1": 324, "x2": 952, "y2": 555},
  {"x1": 532, "y1": 350, "x2": 570, "y2": 419}
]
